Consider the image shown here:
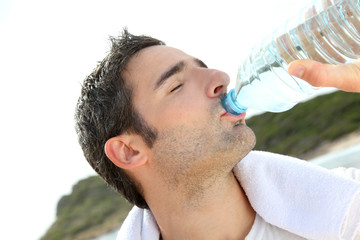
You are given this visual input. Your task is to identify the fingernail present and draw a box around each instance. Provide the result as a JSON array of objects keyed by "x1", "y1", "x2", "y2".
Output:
[{"x1": 289, "y1": 64, "x2": 305, "y2": 78}]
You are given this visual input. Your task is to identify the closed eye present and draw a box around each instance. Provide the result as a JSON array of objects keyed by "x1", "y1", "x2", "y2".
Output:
[{"x1": 170, "y1": 84, "x2": 183, "y2": 93}]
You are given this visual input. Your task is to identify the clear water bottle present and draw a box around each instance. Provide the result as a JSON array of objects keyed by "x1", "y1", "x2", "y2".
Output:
[{"x1": 222, "y1": 0, "x2": 360, "y2": 115}]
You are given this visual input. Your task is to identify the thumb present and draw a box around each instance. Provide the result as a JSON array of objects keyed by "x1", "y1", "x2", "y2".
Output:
[{"x1": 287, "y1": 59, "x2": 360, "y2": 93}]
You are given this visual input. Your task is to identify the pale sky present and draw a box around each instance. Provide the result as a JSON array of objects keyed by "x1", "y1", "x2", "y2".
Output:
[{"x1": 0, "y1": 0, "x2": 313, "y2": 239}]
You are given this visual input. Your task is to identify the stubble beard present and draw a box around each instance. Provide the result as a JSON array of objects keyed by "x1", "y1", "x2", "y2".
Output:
[{"x1": 151, "y1": 108, "x2": 256, "y2": 205}]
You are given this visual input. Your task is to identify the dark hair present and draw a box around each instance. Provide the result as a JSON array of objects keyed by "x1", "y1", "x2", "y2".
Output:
[{"x1": 75, "y1": 29, "x2": 164, "y2": 208}]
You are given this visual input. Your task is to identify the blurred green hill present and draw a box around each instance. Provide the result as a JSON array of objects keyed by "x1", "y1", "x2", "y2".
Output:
[
  {"x1": 40, "y1": 176, "x2": 132, "y2": 240},
  {"x1": 247, "y1": 91, "x2": 360, "y2": 158},
  {"x1": 41, "y1": 90, "x2": 360, "y2": 240}
]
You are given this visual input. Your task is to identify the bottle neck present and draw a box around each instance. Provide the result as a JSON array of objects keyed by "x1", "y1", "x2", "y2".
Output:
[{"x1": 221, "y1": 89, "x2": 247, "y2": 115}]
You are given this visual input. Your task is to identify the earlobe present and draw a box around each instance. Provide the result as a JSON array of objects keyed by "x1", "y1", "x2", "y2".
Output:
[{"x1": 104, "y1": 135, "x2": 148, "y2": 169}]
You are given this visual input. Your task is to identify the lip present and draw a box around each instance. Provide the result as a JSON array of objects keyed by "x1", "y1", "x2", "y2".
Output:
[{"x1": 220, "y1": 110, "x2": 247, "y2": 123}]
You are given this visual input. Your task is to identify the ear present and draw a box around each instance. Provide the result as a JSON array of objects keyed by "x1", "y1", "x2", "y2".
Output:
[{"x1": 104, "y1": 134, "x2": 148, "y2": 169}]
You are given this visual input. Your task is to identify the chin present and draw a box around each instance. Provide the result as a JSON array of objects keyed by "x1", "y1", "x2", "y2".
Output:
[{"x1": 232, "y1": 125, "x2": 256, "y2": 161}]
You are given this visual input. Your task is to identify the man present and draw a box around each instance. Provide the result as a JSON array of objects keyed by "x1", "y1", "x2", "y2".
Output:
[{"x1": 75, "y1": 30, "x2": 360, "y2": 239}]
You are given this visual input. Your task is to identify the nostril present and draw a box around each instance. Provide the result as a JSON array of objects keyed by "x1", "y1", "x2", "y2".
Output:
[{"x1": 214, "y1": 86, "x2": 223, "y2": 95}]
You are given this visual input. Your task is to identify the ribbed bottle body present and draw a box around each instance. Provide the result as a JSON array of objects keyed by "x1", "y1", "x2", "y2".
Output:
[{"x1": 223, "y1": 0, "x2": 360, "y2": 114}]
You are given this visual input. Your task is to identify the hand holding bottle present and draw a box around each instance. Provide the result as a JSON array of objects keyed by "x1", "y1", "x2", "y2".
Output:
[
  {"x1": 222, "y1": 0, "x2": 360, "y2": 114},
  {"x1": 288, "y1": 59, "x2": 360, "y2": 93}
]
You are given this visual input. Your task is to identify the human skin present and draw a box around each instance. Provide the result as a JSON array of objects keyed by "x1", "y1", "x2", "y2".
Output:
[
  {"x1": 288, "y1": 59, "x2": 360, "y2": 92},
  {"x1": 104, "y1": 45, "x2": 359, "y2": 239},
  {"x1": 105, "y1": 45, "x2": 256, "y2": 239}
]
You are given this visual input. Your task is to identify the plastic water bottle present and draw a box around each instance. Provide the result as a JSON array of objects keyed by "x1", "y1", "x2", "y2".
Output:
[{"x1": 222, "y1": 0, "x2": 360, "y2": 115}]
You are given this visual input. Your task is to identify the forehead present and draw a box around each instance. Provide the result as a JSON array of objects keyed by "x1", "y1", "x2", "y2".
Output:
[{"x1": 123, "y1": 45, "x2": 191, "y2": 88}]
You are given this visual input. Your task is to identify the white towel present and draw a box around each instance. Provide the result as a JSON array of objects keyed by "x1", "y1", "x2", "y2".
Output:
[
  {"x1": 117, "y1": 206, "x2": 160, "y2": 240},
  {"x1": 117, "y1": 151, "x2": 360, "y2": 240},
  {"x1": 235, "y1": 151, "x2": 360, "y2": 240}
]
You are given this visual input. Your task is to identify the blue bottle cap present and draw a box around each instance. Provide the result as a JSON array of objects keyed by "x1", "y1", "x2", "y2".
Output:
[{"x1": 221, "y1": 89, "x2": 247, "y2": 115}]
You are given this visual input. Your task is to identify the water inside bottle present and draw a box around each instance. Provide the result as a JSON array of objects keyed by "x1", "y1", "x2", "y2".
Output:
[
  {"x1": 234, "y1": 45, "x2": 314, "y2": 112},
  {"x1": 233, "y1": 0, "x2": 360, "y2": 112},
  {"x1": 275, "y1": 0, "x2": 360, "y2": 64}
]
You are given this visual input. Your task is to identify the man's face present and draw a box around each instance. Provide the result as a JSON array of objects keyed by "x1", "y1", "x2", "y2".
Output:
[{"x1": 124, "y1": 46, "x2": 255, "y2": 189}]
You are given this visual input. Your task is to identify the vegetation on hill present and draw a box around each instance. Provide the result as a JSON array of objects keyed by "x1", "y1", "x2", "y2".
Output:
[
  {"x1": 41, "y1": 90, "x2": 360, "y2": 240},
  {"x1": 40, "y1": 176, "x2": 132, "y2": 240},
  {"x1": 246, "y1": 91, "x2": 360, "y2": 158}
]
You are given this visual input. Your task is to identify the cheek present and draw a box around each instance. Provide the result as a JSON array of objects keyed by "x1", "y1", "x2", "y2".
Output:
[
  {"x1": 138, "y1": 85, "x2": 208, "y2": 129},
  {"x1": 160, "y1": 96, "x2": 206, "y2": 126}
]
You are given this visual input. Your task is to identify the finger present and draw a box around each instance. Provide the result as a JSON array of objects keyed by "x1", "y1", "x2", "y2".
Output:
[{"x1": 288, "y1": 59, "x2": 360, "y2": 92}]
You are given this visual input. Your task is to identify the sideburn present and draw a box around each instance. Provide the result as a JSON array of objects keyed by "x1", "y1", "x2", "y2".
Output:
[{"x1": 132, "y1": 108, "x2": 158, "y2": 148}]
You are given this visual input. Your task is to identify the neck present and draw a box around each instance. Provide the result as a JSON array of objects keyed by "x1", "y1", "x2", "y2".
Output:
[{"x1": 146, "y1": 171, "x2": 256, "y2": 240}]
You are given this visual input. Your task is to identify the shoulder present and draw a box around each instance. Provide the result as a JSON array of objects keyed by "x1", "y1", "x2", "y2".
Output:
[
  {"x1": 331, "y1": 167, "x2": 360, "y2": 182},
  {"x1": 117, "y1": 206, "x2": 160, "y2": 240},
  {"x1": 241, "y1": 150, "x2": 302, "y2": 162},
  {"x1": 245, "y1": 214, "x2": 306, "y2": 240}
]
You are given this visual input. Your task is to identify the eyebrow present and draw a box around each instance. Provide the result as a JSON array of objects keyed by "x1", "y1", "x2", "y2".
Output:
[
  {"x1": 154, "y1": 58, "x2": 208, "y2": 91},
  {"x1": 194, "y1": 58, "x2": 208, "y2": 68},
  {"x1": 154, "y1": 61, "x2": 185, "y2": 91}
]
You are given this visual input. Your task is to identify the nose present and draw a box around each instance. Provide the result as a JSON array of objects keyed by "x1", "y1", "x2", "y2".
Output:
[{"x1": 205, "y1": 69, "x2": 230, "y2": 98}]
